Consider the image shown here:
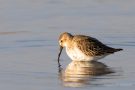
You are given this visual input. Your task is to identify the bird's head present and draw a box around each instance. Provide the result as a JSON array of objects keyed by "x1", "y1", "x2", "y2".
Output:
[
  {"x1": 58, "y1": 32, "x2": 73, "y2": 47},
  {"x1": 58, "y1": 32, "x2": 73, "y2": 65}
]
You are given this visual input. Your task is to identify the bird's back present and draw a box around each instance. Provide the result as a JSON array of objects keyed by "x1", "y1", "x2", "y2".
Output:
[{"x1": 72, "y1": 35, "x2": 122, "y2": 56}]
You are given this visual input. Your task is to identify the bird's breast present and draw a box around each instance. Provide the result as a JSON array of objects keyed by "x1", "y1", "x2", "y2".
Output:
[{"x1": 66, "y1": 47, "x2": 91, "y2": 61}]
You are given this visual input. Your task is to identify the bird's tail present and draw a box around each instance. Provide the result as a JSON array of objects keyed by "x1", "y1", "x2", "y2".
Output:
[
  {"x1": 114, "y1": 48, "x2": 123, "y2": 52},
  {"x1": 107, "y1": 48, "x2": 123, "y2": 53}
]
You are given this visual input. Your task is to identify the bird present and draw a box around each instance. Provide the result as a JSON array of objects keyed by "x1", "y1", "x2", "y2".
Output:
[{"x1": 58, "y1": 32, "x2": 123, "y2": 64}]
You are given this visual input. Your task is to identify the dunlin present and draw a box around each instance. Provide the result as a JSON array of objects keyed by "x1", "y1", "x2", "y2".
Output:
[{"x1": 58, "y1": 32, "x2": 123, "y2": 64}]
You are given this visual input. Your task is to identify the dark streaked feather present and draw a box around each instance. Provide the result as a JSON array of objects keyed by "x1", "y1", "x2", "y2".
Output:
[{"x1": 73, "y1": 35, "x2": 122, "y2": 56}]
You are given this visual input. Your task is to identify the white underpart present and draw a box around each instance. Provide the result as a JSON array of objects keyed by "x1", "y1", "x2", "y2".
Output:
[{"x1": 66, "y1": 46, "x2": 107, "y2": 61}]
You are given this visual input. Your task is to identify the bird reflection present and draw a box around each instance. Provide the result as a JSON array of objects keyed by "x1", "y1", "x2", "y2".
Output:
[{"x1": 58, "y1": 61, "x2": 114, "y2": 87}]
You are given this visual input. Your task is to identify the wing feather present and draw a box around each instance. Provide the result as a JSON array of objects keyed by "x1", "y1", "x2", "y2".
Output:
[{"x1": 73, "y1": 35, "x2": 114, "y2": 56}]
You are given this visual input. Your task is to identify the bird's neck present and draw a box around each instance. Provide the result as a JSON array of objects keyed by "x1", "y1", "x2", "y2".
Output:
[{"x1": 66, "y1": 40, "x2": 73, "y2": 50}]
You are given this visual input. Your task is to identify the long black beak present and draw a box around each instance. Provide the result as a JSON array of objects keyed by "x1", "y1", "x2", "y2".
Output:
[{"x1": 58, "y1": 46, "x2": 63, "y2": 67}]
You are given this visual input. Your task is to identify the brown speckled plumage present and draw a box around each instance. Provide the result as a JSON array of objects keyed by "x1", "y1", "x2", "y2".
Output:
[
  {"x1": 58, "y1": 32, "x2": 123, "y2": 61},
  {"x1": 73, "y1": 35, "x2": 122, "y2": 56}
]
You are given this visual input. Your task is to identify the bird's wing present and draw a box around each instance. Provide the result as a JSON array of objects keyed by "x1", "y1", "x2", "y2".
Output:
[{"x1": 73, "y1": 35, "x2": 114, "y2": 56}]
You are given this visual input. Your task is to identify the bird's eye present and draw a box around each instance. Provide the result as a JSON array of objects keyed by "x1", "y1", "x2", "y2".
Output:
[{"x1": 61, "y1": 40, "x2": 63, "y2": 43}]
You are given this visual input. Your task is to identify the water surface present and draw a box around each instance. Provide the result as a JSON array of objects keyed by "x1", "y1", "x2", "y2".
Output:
[{"x1": 0, "y1": 0, "x2": 135, "y2": 90}]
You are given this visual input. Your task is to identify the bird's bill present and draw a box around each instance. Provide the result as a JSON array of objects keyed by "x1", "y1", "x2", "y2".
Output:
[{"x1": 58, "y1": 46, "x2": 63, "y2": 65}]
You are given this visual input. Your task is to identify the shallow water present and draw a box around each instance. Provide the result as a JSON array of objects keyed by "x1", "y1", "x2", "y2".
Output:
[{"x1": 0, "y1": 0, "x2": 135, "y2": 90}]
